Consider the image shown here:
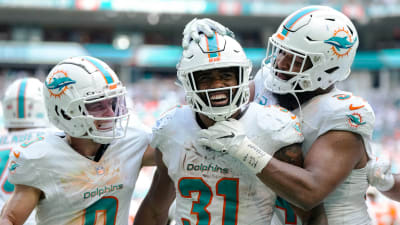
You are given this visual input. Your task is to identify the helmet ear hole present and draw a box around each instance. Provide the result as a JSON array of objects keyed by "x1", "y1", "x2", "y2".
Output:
[
  {"x1": 60, "y1": 109, "x2": 71, "y2": 120},
  {"x1": 78, "y1": 105, "x2": 87, "y2": 116}
]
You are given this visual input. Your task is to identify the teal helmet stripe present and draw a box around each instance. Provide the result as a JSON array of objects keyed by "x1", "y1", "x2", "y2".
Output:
[
  {"x1": 17, "y1": 78, "x2": 28, "y2": 118},
  {"x1": 281, "y1": 7, "x2": 319, "y2": 36},
  {"x1": 83, "y1": 56, "x2": 114, "y2": 84},
  {"x1": 206, "y1": 34, "x2": 220, "y2": 58}
]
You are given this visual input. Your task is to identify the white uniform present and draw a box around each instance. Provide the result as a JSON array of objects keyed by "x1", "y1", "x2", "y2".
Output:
[
  {"x1": 8, "y1": 126, "x2": 150, "y2": 225},
  {"x1": 254, "y1": 70, "x2": 375, "y2": 225},
  {"x1": 0, "y1": 128, "x2": 49, "y2": 225},
  {"x1": 151, "y1": 103, "x2": 303, "y2": 225}
]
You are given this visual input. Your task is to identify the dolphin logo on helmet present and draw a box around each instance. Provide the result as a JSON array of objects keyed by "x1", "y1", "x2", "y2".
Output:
[
  {"x1": 324, "y1": 36, "x2": 357, "y2": 51},
  {"x1": 45, "y1": 77, "x2": 76, "y2": 91}
]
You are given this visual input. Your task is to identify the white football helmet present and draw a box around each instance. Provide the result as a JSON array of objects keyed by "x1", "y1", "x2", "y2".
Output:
[
  {"x1": 43, "y1": 56, "x2": 129, "y2": 144},
  {"x1": 263, "y1": 5, "x2": 359, "y2": 93},
  {"x1": 177, "y1": 33, "x2": 252, "y2": 121},
  {"x1": 2, "y1": 77, "x2": 48, "y2": 128}
]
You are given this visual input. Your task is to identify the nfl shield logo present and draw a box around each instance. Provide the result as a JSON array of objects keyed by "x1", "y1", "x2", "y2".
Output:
[{"x1": 96, "y1": 166, "x2": 105, "y2": 175}]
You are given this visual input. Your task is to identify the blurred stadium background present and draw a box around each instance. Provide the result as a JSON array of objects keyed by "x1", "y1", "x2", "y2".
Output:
[{"x1": 0, "y1": 0, "x2": 399, "y2": 224}]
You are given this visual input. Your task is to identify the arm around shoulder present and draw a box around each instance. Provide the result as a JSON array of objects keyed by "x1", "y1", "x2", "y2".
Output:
[
  {"x1": 260, "y1": 130, "x2": 366, "y2": 210},
  {"x1": 0, "y1": 184, "x2": 42, "y2": 225},
  {"x1": 134, "y1": 149, "x2": 175, "y2": 225}
]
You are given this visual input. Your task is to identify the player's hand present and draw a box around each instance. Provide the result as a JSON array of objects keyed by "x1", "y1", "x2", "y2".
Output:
[
  {"x1": 197, "y1": 119, "x2": 272, "y2": 173},
  {"x1": 367, "y1": 157, "x2": 395, "y2": 192},
  {"x1": 197, "y1": 118, "x2": 246, "y2": 154},
  {"x1": 182, "y1": 18, "x2": 234, "y2": 49}
]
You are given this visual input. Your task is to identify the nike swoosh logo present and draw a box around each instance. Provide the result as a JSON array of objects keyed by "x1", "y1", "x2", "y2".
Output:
[
  {"x1": 13, "y1": 151, "x2": 20, "y2": 158},
  {"x1": 349, "y1": 104, "x2": 365, "y2": 110},
  {"x1": 217, "y1": 132, "x2": 235, "y2": 139}
]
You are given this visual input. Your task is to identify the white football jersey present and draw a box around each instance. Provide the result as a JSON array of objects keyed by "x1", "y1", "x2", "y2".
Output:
[
  {"x1": 151, "y1": 103, "x2": 303, "y2": 225},
  {"x1": 253, "y1": 70, "x2": 375, "y2": 225},
  {"x1": 294, "y1": 88, "x2": 374, "y2": 225},
  {"x1": 0, "y1": 128, "x2": 52, "y2": 225},
  {"x1": 8, "y1": 126, "x2": 150, "y2": 225}
]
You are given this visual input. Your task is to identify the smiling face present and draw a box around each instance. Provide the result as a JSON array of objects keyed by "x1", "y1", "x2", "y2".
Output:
[
  {"x1": 85, "y1": 97, "x2": 124, "y2": 131},
  {"x1": 193, "y1": 67, "x2": 239, "y2": 108}
]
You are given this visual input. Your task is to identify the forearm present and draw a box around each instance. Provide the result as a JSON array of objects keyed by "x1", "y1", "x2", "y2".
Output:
[
  {"x1": 0, "y1": 218, "x2": 13, "y2": 225},
  {"x1": 381, "y1": 174, "x2": 400, "y2": 201},
  {"x1": 0, "y1": 185, "x2": 40, "y2": 225},
  {"x1": 133, "y1": 197, "x2": 170, "y2": 225},
  {"x1": 0, "y1": 209, "x2": 15, "y2": 225},
  {"x1": 134, "y1": 155, "x2": 175, "y2": 225},
  {"x1": 258, "y1": 131, "x2": 364, "y2": 210},
  {"x1": 306, "y1": 204, "x2": 327, "y2": 225},
  {"x1": 0, "y1": 201, "x2": 13, "y2": 225},
  {"x1": 258, "y1": 158, "x2": 323, "y2": 210},
  {"x1": 291, "y1": 203, "x2": 327, "y2": 225},
  {"x1": 0, "y1": 203, "x2": 25, "y2": 225}
]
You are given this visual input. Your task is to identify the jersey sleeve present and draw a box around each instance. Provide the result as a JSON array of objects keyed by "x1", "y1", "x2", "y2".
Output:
[
  {"x1": 318, "y1": 95, "x2": 375, "y2": 139},
  {"x1": 151, "y1": 106, "x2": 194, "y2": 173},
  {"x1": 150, "y1": 106, "x2": 177, "y2": 150},
  {"x1": 256, "y1": 105, "x2": 304, "y2": 154},
  {"x1": 7, "y1": 140, "x2": 45, "y2": 190}
]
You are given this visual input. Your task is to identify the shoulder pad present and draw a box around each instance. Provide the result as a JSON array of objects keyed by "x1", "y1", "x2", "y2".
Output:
[
  {"x1": 151, "y1": 105, "x2": 187, "y2": 149},
  {"x1": 8, "y1": 136, "x2": 47, "y2": 188},
  {"x1": 251, "y1": 104, "x2": 303, "y2": 153},
  {"x1": 261, "y1": 104, "x2": 299, "y2": 127},
  {"x1": 319, "y1": 92, "x2": 375, "y2": 138},
  {"x1": 153, "y1": 105, "x2": 184, "y2": 132}
]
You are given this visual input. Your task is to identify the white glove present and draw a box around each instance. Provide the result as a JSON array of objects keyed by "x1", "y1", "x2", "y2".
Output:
[
  {"x1": 182, "y1": 18, "x2": 234, "y2": 49},
  {"x1": 367, "y1": 158, "x2": 395, "y2": 192},
  {"x1": 196, "y1": 119, "x2": 272, "y2": 174}
]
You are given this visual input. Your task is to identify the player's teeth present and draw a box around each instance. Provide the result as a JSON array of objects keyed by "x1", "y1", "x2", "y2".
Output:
[{"x1": 210, "y1": 94, "x2": 226, "y2": 100}]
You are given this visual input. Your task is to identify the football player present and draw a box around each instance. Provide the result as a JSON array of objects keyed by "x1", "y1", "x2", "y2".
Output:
[
  {"x1": 0, "y1": 56, "x2": 154, "y2": 225},
  {"x1": 133, "y1": 33, "x2": 325, "y2": 225},
  {"x1": 184, "y1": 5, "x2": 376, "y2": 225},
  {"x1": 0, "y1": 77, "x2": 51, "y2": 225}
]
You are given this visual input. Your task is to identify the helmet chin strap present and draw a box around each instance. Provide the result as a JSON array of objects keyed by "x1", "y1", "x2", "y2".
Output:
[{"x1": 290, "y1": 92, "x2": 303, "y2": 121}]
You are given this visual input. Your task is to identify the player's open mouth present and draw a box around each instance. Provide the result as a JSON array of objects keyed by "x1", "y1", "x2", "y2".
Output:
[
  {"x1": 209, "y1": 92, "x2": 230, "y2": 107},
  {"x1": 276, "y1": 72, "x2": 294, "y2": 81},
  {"x1": 97, "y1": 121, "x2": 113, "y2": 131}
]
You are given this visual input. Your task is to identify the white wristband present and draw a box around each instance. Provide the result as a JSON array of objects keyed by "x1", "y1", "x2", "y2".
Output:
[{"x1": 232, "y1": 137, "x2": 272, "y2": 174}]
